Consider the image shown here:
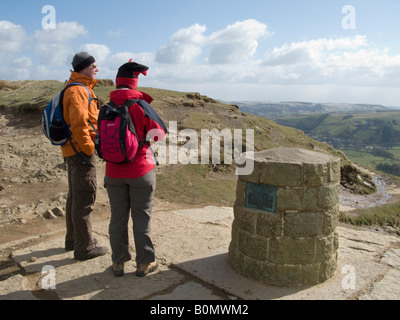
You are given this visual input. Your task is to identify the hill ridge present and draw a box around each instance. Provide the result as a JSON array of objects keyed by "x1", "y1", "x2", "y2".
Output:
[{"x1": 232, "y1": 100, "x2": 400, "y2": 120}]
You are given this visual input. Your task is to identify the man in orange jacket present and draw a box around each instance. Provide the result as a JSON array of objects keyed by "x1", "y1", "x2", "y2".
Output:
[{"x1": 63, "y1": 52, "x2": 108, "y2": 261}]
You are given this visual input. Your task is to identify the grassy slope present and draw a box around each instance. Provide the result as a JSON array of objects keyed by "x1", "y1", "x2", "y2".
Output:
[
  {"x1": 0, "y1": 80, "x2": 64, "y2": 113},
  {"x1": 277, "y1": 111, "x2": 400, "y2": 141}
]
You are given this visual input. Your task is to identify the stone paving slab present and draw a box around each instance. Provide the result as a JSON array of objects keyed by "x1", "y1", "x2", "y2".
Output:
[
  {"x1": 358, "y1": 248, "x2": 400, "y2": 300},
  {"x1": 174, "y1": 245, "x2": 385, "y2": 300},
  {"x1": 380, "y1": 248, "x2": 400, "y2": 269},
  {"x1": 173, "y1": 226, "x2": 400, "y2": 300},
  {"x1": 0, "y1": 275, "x2": 38, "y2": 300},
  {"x1": 359, "y1": 269, "x2": 400, "y2": 300},
  {"x1": 8, "y1": 229, "x2": 186, "y2": 300},
  {"x1": 171, "y1": 206, "x2": 233, "y2": 223}
]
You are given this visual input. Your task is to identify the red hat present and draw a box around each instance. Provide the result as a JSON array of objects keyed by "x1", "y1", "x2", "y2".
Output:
[{"x1": 116, "y1": 60, "x2": 149, "y2": 89}]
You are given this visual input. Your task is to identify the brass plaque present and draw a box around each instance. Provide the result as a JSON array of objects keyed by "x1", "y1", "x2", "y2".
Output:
[{"x1": 245, "y1": 182, "x2": 277, "y2": 213}]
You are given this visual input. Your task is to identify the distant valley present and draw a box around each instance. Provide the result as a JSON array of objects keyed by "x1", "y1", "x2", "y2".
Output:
[
  {"x1": 229, "y1": 101, "x2": 400, "y2": 120},
  {"x1": 229, "y1": 100, "x2": 400, "y2": 177}
]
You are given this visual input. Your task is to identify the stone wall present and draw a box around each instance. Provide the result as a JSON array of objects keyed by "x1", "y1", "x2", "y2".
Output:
[{"x1": 229, "y1": 147, "x2": 340, "y2": 287}]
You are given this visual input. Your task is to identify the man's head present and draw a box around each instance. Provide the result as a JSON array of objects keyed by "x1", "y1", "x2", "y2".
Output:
[{"x1": 71, "y1": 52, "x2": 99, "y2": 79}]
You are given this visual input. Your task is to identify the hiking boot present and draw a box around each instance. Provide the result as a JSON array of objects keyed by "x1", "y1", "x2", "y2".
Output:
[
  {"x1": 112, "y1": 262, "x2": 125, "y2": 277},
  {"x1": 74, "y1": 246, "x2": 108, "y2": 261},
  {"x1": 136, "y1": 260, "x2": 159, "y2": 277}
]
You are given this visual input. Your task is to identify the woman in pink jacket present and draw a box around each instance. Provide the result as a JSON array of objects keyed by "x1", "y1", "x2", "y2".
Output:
[{"x1": 105, "y1": 61, "x2": 167, "y2": 277}]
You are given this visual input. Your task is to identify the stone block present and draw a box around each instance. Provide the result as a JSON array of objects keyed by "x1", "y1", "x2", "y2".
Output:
[
  {"x1": 257, "y1": 211, "x2": 282, "y2": 238},
  {"x1": 228, "y1": 244, "x2": 243, "y2": 270},
  {"x1": 316, "y1": 233, "x2": 337, "y2": 263},
  {"x1": 277, "y1": 187, "x2": 318, "y2": 211},
  {"x1": 237, "y1": 208, "x2": 259, "y2": 233},
  {"x1": 241, "y1": 255, "x2": 264, "y2": 281},
  {"x1": 230, "y1": 221, "x2": 240, "y2": 248},
  {"x1": 334, "y1": 231, "x2": 339, "y2": 251},
  {"x1": 319, "y1": 184, "x2": 340, "y2": 209},
  {"x1": 301, "y1": 263, "x2": 321, "y2": 285},
  {"x1": 269, "y1": 237, "x2": 316, "y2": 265},
  {"x1": 233, "y1": 202, "x2": 244, "y2": 220},
  {"x1": 260, "y1": 162, "x2": 302, "y2": 187},
  {"x1": 262, "y1": 263, "x2": 302, "y2": 287},
  {"x1": 238, "y1": 230, "x2": 268, "y2": 261},
  {"x1": 319, "y1": 254, "x2": 338, "y2": 282},
  {"x1": 303, "y1": 163, "x2": 327, "y2": 187},
  {"x1": 328, "y1": 161, "x2": 341, "y2": 183},
  {"x1": 283, "y1": 211, "x2": 324, "y2": 237},
  {"x1": 323, "y1": 206, "x2": 339, "y2": 235}
]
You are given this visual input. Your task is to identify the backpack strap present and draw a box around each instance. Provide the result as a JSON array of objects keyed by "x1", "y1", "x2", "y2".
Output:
[
  {"x1": 115, "y1": 99, "x2": 157, "y2": 163},
  {"x1": 122, "y1": 99, "x2": 140, "y2": 109},
  {"x1": 62, "y1": 82, "x2": 99, "y2": 167},
  {"x1": 123, "y1": 99, "x2": 161, "y2": 165},
  {"x1": 66, "y1": 82, "x2": 98, "y2": 108},
  {"x1": 115, "y1": 99, "x2": 140, "y2": 140},
  {"x1": 123, "y1": 100, "x2": 151, "y2": 147}
]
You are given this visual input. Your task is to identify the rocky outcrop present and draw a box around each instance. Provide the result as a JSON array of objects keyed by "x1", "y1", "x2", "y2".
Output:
[{"x1": 341, "y1": 164, "x2": 377, "y2": 194}]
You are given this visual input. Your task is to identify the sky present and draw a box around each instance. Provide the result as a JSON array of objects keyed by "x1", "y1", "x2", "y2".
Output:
[{"x1": 2, "y1": 0, "x2": 400, "y2": 106}]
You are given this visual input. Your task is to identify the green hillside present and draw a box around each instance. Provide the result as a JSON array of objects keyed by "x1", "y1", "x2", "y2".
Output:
[{"x1": 276, "y1": 111, "x2": 400, "y2": 147}]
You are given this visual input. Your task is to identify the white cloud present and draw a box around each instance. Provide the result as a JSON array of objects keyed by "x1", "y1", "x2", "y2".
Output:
[
  {"x1": 257, "y1": 35, "x2": 400, "y2": 87},
  {"x1": 155, "y1": 19, "x2": 271, "y2": 65},
  {"x1": 32, "y1": 22, "x2": 87, "y2": 66},
  {"x1": 0, "y1": 21, "x2": 26, "y2": 53},
  {"x1": 0, "y1": 20, "x2": 29, "y2": 79},
  {"x1": 208, "y1": 19, "x2": 272, "y2": 64},
  {"x1": 263, "y1": 46, "x2": 311, "y2": 66},
  {"x1": 11, "y1": 56, "x2": 32, "y2": 68},
  {"x1": 77, "y1": 44, "x2": 111, "y2": 64},
  {"x1": 156, "y1": 24, "x2": 207, "y2": 64},
  {"x1": 0, "y1": 56, "x2": 33, "y2": 80},
  {"x1": 263, "y1": 35, "x2": 368, "y2": 67}
]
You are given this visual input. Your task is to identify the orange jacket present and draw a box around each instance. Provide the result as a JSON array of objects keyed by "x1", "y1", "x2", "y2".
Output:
[{"x1": 61, "y1": 72, "x2": 99, "y2": 157}]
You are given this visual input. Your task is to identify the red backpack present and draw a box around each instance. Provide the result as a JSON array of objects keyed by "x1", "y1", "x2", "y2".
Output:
[{"x1": 95, "y1": 99, "x2": 146, "y2": 164}]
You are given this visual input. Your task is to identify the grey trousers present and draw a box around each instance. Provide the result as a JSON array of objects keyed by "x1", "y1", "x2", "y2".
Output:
[
  {"x1": 65, "y1": 153, "x2": 97, "y2": 253},
  {"x1": 105, "y1": 169, "x2": 156, "y2": 265}
]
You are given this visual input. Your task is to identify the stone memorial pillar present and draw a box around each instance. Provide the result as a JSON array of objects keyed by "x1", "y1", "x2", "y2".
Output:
[{"x1": 229, "y1": 147, "x2": 340, "y2": 286}]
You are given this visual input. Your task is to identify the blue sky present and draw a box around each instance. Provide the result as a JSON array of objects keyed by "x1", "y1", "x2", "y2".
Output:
[{"x1": 2, "y1": 0, "x2": 400, "y2": 106}]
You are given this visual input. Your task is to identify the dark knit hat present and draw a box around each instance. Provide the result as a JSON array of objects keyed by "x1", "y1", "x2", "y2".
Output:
[
  {"x1": 72, "y1": 52, "x2": 96, "y2": 72},
  {"x1": 117, "y1": 60, "x2": 149, "y2": 78},
  {"x1": 116, "y1": 60, "x2": 149, "y2": 89}
]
